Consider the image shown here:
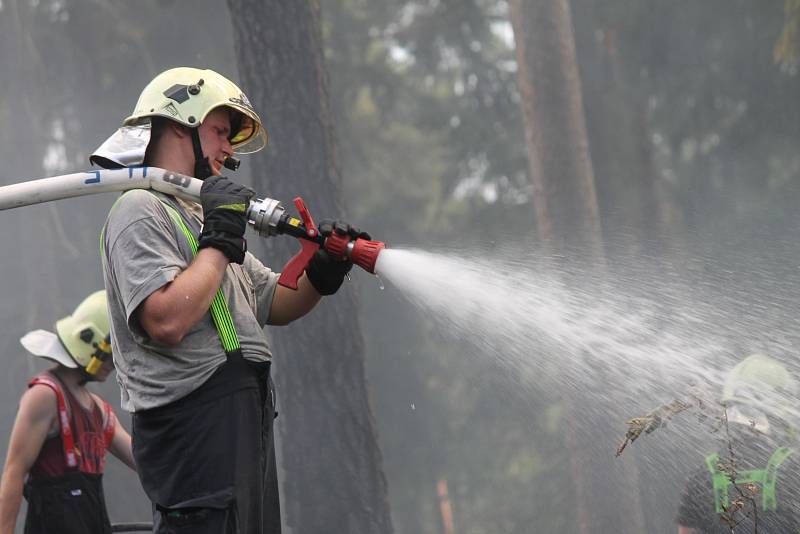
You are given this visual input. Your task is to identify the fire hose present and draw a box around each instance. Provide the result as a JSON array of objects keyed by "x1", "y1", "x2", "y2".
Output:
[{"x1": 0, "y1": 166, "x2": 386, "y2": 288}]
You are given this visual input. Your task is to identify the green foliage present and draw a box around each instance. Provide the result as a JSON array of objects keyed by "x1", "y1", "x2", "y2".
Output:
[
  {"x1": 325, "y1": 2, "x2": 568, "y2": 532},
  {"x1": 4, "y1": 0, "x2": 800, "y2": 531},
  {"x1": 326, "y1": 0, "x2": 530, "y2": 242},
  {"x1": 328, "y1": 0, "x2": 800, "y2": 532}
]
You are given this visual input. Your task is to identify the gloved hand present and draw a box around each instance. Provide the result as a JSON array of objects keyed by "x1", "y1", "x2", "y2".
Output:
[
  {"x1": 317, "y1": 219, "x2": 372, "y2": 241},
  {"x1": 305, "y1": 219, "x2": 368, "y2": 295},
  {"x1": 305, "y1": 249, "x2": 353, "y2": 296},
  {"x1": 198, "y1": 176, "x2": 255, "y2": 264}
]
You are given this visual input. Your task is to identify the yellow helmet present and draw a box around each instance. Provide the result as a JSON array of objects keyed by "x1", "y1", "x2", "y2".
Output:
[
  {"x1": 55, "y1": 290, "x2": 112, "y2": 376},
  {"x1": 124, "y1": 67, "x2": 267, "y2": 154},
  {"x1": 721, "y1": 354, "x2": 800, "y2": 427},
  {"x1": 91, "y1": 67, "x2": 267, "y2": 170}
]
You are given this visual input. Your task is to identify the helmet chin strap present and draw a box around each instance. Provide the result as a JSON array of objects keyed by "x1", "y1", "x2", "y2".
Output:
[{"x1": 191, "y1": 128, "x2": 215, "y2": 180}]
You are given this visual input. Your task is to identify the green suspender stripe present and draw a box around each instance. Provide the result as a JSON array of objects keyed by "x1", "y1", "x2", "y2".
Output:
[
  {"x1": 100, "y1": 192, "x2": 241, "y2": 354},
  {"x1": 158, "y1": 201, "x2": 241, "y2": 353},
  {"x1": 705, "y1": 447, "x2": 795, "y2": 513}
]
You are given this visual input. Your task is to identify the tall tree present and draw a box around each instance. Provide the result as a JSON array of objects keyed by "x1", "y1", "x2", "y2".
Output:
[
  {"x1": 225, "y1": 1, "x2": 393, "y2": 533},
  {"x1": 509, "y1": 2, "x2": 646, "y2": 533},
  {"x1": 510, "y1": 0, "x2": 602, "y2": 256},
  {"x1": 571, "y1": 1, "x2": 667, "y2": 256}
]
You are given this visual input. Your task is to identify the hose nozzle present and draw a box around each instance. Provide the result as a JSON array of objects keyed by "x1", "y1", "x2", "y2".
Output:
[
  {"x1": 345, "y1": 238, "x2": 386, "y2": 274},
  {"x1": 321, "y1": 230, "x2": 386, "y2": 274}
]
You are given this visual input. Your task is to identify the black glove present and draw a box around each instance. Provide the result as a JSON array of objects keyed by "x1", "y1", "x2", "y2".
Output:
[
  {"x1": 305, "y1": 248, "x2": 353, "y2": 296},
  {"x1": 198, "y1": 176, "x2": 255, "y2": 264},
  {"x1": 317, "y1": 219, "x2": 372, "y2": 241},
  {"x1": 305, "y1": 219, "x2": 370, "y2": 295}
]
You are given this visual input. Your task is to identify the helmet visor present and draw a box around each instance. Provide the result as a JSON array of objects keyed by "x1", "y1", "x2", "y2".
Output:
[
  {"x1": 228, "y1": 111, "x2": 267, "y2": 154},
  {"x1": 230, "y1": 114, "x2": 254, "y2": 144}
]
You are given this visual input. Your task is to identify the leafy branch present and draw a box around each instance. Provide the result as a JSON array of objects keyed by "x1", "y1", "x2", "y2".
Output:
[
  {"x1": 615, "y1": 399, "x2": 693, "y2": 457},
  {"x1": 717, "y1": 409, "x2": 760, "y2": 533}
]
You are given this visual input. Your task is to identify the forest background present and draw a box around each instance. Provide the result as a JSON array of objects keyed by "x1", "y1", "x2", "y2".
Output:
[{"x1": 1, "y1": 1, "x2": 799, "y2": 533}]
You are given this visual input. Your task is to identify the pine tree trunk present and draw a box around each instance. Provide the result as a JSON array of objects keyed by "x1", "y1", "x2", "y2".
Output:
[
  {"x1": 225, "y1": 1, "x2": 393, "y2": 533},
  {"x1": 509, "y1": 0, "x2": 603, "y2": 257},
  {"x1": 510, "y1": 2, "x2": 646, "y2": 533},
  {"x1": 569, "y1": 6, "x2": 679, "y2": 257},
  {"x1": 572, "y1": 23, "x2": 660, "y2": 255}
]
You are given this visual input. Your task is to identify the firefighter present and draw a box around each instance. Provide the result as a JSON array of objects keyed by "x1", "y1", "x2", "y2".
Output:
[
  {"x1": 0, "y1": 290, "x2": 135, "y2": 534},
  {"x1": 94, "y1": 67, "x2": 361, "y2": 533},
  {"x1": 676, "y1": 354, "x2": 800, "y2": 533}
]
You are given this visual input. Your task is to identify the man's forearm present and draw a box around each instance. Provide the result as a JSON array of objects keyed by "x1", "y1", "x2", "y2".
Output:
[
  {"x1": 109, "y1": 425, "x2": 137, "y2": 472},
  {"x1": 139, "y1": 247, "x2": 229, "y2": 345},
  {"x1": 268, "y1": 274, "x2": 321, "y2": 325}
]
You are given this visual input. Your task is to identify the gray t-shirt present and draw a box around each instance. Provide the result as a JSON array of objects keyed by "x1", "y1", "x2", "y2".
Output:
[{"x1": 101, "y1": 189, "x2": 279, "y2": 412}]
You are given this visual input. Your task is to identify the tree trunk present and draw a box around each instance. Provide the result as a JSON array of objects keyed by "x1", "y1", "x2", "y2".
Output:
[
  {"x1": 509, "y1": 0, "x2": 603, "y2": 257},
  {"x1": 571, "y1": 21, "x2": 661, "y2": 256},
  {"x1": 225, "y1": 1, "x2": 393, "y2": 533},
  {"x1": 510, "y1": 2, "x2": 645, "y2": 533}
]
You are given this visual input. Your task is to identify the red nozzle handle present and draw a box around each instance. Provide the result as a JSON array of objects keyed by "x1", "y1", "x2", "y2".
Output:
[
  {"x1": 278, "y1": 239, "x2": 320, "y2": 289},
  {"x1": 278, "y1": 196, "x2": 386, "y2": 286},
  {"x1": 293, "y1": 197, "x2": 318, "y2": 238},
  {"x1": 278, "y1": 197, "x2": 321, "y2": 289}
]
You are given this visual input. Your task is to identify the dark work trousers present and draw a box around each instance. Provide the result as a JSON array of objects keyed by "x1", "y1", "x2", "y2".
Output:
[
  {"x1": 24, "y1": 471, "x2": 112, "y2": 534},
  {"x1": 132, "y1": 351, "x2": 280, "y2": 534}
]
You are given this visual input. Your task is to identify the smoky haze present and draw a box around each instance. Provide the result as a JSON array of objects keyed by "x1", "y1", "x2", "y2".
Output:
[{"x1": 1, "y1": 1, "x2": 800, "y2": 533}]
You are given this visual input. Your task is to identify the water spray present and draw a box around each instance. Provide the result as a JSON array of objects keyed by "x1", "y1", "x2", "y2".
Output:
[{"x1": 0, "y1": 166, "x2": 386, "y2": 289}]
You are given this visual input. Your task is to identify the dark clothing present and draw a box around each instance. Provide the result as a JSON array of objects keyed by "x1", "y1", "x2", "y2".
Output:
[
  {"x1": 132, "y1": 351, "x2": 280, "y2": 534},
  {"x1": 24, "y1": 372, "x2": 116, "y2": 534},
  {"x1": 24, "y1": 472, "x2": 111, "y2": 534},
  {"x1": 677, "y1": 431, "x2": 800, "y2": 533}
]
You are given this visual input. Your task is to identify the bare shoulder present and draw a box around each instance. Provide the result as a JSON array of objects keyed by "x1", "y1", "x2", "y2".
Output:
[{"x1": 19, "y1": 384, "x2": 58, "y2": 421}]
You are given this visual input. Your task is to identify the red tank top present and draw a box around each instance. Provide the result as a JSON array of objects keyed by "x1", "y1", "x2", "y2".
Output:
[{"x1": 27, "y1": 373, "x2": 116, "y2": 480}]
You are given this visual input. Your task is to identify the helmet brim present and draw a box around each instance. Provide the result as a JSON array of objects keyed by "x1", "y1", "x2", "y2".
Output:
[
  {"x1": 232, "y1": 126, "x2": 268, "y2": 154},
  {"x1": 21, "y1": 330, "x2": 78, "y2": 368},
  {"x1": 215, "y1": 103, "x2": 268, "y2": 154}
]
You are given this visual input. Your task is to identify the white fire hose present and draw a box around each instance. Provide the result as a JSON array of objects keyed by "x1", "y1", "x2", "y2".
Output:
[
  {"x1": 0, "y1": 166, "x2": 287, "y2": 237},
  {"x1": 0, "y1": 167, "x2": 200, "y2": 209}
]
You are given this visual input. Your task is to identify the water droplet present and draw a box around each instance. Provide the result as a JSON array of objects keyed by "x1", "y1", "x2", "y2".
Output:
[
  {"x1": 411, "y1": 403, "x2": 416, "y2": 411},
  {"x1": 376, "y1": 274, "x2": 385, "y2": 290}
]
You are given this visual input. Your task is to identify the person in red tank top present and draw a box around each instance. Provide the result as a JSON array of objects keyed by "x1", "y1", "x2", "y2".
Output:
[{"x1": 0, "y1": 291, "x2": 136, "y2": 534}]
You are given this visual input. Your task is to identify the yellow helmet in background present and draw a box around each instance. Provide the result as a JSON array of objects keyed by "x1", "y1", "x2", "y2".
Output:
[
  {"x1": 124, "y1": 67, "x2": 267, "y2": 154},
  {"x1": 55, "y1": 290, "x2": 112, "y2": 376},
  {"x1": 721, "y1": 353, "x2": 800, "y2": 428}
]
